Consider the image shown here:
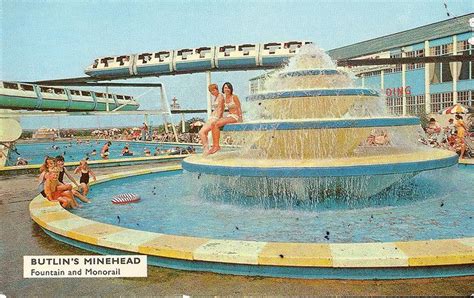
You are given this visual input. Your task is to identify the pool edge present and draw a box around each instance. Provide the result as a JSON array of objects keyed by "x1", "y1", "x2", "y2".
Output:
[{"x1": 29, "y1": 164, "x2": 474, "y2": 279}]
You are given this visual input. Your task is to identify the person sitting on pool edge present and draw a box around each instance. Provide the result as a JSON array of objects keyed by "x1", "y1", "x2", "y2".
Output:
[
  {"x1": 44, "y1": 166, "x2": 80, "y2": 209},
  {"x1": 74, "y1": 159, "x2": 96, "y2": 196},
  {"x1": 55, "y1": 155, "x2": 91, "y2": 203},
  {"x1": 208, "y1": 82, "x2": 243, "y2": 155},
  {"x1": 199, "y1": 83, "x2": 224, "y2": 154}
]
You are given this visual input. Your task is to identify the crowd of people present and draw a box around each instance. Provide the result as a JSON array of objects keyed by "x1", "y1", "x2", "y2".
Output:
[
  {"x1": 91, "y1": 127, "x2": 200, "y2": 144},
  {"x1": 421, "y1": 115, "x2": 472, "y2": 159}
]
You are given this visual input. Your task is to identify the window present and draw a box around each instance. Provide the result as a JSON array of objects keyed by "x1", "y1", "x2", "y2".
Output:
[
  {"x1": 386, "y1": 96, "x2": 403, "y2": 115},
  {"x1": 405, "y1": 49, "x2": 424, "y2": 70},
  {"x1": 405, "y1": 95, "x2": 425, "y2": 115},
  {"x1": 3, "y1": 82, "x2": 19, "y2": 90},
  {"x1": 53, "y1": 88, "x2": 65, "y2": 95},
  {"x1": 155, "y1": 51, "x2": 170, "y2": 62},
  {"x1": 40, "y1": 87, "x2": 54, "y2": 93},
  {"x1": 429, "y1": 44, "x2": 454, "y2": 83},
  {"x1": 387, "y1": 53, "x2": 402, "y2": 73},
  {"x1": 177, "y1": 49, "x2": 193, "y2": 60},
  {"x1": 81, "y1": 91, "x2": 91, "y2": 96},
  {"x1": 19, "y1": 84, "x2": 34, "y2": 91},
  {"x1": 458, "y1": 91, "x2": 473, "y2": 107},
  {"x1": 363, "y1": 70, "x2": 382, "y2": 77},
  {"x1": 220, "y1": 45, "x2": 236, "y2": 57},
  {"x1": 250, "y1": 80, "x2": 259, "y2": 94},
  {"x1": 196, "y1": 47, "x2": 211, "y2": 59},
  {"x1": 459, "y1": 41, "x2": 472, "y2": 81},
  {"x1": 430, "y1": 92, "x2": 453, "y2": 113}
]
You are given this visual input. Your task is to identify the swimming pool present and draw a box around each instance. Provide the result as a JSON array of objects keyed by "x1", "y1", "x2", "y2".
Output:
[
  {"x1": 5, "y1": 140, "x2": 199, "y2": 166},
  {"x1": 72, "y1": 165, "x2": 473, "y2": 243}
]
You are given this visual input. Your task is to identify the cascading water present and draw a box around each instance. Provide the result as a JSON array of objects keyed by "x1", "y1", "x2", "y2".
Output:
[{"x1": 182, "y1": 44, "x2": 458, "y2": 203}]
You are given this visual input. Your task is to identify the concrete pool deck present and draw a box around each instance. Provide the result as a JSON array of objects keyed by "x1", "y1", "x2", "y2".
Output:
[
  {"x1": 29, "y1": 165, "x2": 474, "y2": 278},
  {"x1": 1, "y1": 162, "x2": 473, "y2": 295}
]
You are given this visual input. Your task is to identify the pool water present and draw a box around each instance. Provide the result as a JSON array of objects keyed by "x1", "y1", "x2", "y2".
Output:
[
  {"x1": 72, "y1": 165, "x2": 473, "y2": 243},
  {"x1": 6, "y1": 141, "x2": 199, "y2": 166}
]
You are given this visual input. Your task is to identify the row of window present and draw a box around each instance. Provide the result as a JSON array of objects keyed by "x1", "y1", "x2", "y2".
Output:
[
  {"x1": 386, "y1": 91, "x2": 474, "y2": 115},
  {"x1": 362, "y1": 40, "x2": 472, "y2": 77},
  {"x1": 361, "y1": 48, "x2": 473, "y2": 82}
]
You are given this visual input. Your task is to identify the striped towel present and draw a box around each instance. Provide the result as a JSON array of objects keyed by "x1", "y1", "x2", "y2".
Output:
[{"x1": 111, "y1": 193, "x2": 140, "y2": 204}]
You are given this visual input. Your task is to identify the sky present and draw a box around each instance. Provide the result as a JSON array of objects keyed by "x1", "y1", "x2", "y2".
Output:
[{"x1": 1, "y1": 0, "x2": 473, "y2": 129}]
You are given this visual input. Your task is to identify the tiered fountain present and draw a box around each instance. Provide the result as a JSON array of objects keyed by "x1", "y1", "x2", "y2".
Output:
[
  {"x1": 30, "y1": 45, "x2": 471, "y2": 280},
  {"x1": 182, "y1": 45, "x2": 458, "y2": 200}
]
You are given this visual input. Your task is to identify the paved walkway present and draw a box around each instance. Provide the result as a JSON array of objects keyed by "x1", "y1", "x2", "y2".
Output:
[{"x1": 1, "y1": 163, "x2": 472, "y2": 296}]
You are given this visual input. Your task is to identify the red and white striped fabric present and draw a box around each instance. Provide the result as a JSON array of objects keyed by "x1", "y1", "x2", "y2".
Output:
[{"x1": 111, "y1": 193, "x2": 141, "y2": 204}]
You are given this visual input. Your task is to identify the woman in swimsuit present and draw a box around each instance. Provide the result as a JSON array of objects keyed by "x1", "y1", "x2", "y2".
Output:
[
  {"x1": 208, "y1": 82, "x2": 243, "y2": 154},
  {"x1": 199, "y1": 84, "x2": 224, "y2": 153},
  {"x1": 74, "y1": 159, "x2": 96, "y2": 196}
]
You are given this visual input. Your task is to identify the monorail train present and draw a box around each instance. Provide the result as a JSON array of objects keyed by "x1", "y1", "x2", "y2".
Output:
[
  {"x1": 85, "y1": 41, "x2": 313, "y2": 78},
  {"x1": 0, "y1": 81, "x2": 139, "y2": 111}
]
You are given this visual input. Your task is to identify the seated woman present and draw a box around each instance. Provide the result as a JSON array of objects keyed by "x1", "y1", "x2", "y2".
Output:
[
  {"x1": 199, "y1": 84, "x2": 224, "y2": 153},
  {"x1": 208, "y1": 82, "x2": 243, "y2": 154},
  {"x1": 426, "y1": 118, "x2": 441, "y2": 136}
]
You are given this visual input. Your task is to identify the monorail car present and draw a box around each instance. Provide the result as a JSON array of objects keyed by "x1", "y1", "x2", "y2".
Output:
[
  {"x1": 0, "y1": 81, "x2": 139, "y2": 112},
  {"x1": 85, "y1": 41, "x2": 312, "y2": 78}
]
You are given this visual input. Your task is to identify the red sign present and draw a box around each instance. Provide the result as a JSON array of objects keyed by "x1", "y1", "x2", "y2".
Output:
[{"x1": 385, "y1": 86, "x2": 411, "y2": 97}]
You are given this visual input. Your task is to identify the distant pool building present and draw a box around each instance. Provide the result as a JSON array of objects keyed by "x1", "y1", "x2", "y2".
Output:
[{"x1": 250, "y1": 13, "x2": 473, "y2": 116}]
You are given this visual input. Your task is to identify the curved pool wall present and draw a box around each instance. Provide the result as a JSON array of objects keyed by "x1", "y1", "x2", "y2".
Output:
[
  {"x1": 0, "y1": 155, "x2": 186, "y2": 176},
  {"x1": 4, "y1": 140, "x2": 200, "y2": 166},
  {"x1": 29, "y1": 165, "x2": 474, "y2": 280}
]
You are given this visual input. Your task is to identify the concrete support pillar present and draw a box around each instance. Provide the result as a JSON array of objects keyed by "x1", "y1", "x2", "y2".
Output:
[
  {"x1": 452, "y1": 35, "x2": 458, "y2": 104},
  {"x1": 402, "y1": 50, "x2": 407, "y2": 116},
  {"x1": 424, "y1": 40, "x2": 431, "y2": 114}
]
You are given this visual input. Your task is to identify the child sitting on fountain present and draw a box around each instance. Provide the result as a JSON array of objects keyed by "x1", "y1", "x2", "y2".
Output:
[{"x1": 208, "y1": 82, "x2": 243, "y2": 154}]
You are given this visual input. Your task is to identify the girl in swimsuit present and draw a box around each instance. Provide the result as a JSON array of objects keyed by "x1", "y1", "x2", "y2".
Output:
[
  {"x1": 55, "y1": 155, "x2": 91, "y2": 203},
  {"x1": 199, "y1": 84, "x2": 224, "y2": 153},
  {"x1": 208, "y1": 82, "x2": 243, "y2": 154},
  {"x1": 38, "y1": 156, "x2": 56, "y2": 198},
  {"x1": 74, "y1": 160, "x2": 96, "y2": 196},
  {"x1": 44, "y1": 167, "x2": 80, "y2": 209}
]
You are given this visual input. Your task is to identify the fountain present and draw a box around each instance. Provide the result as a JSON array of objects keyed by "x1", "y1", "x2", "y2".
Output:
[
  {"x1": 30, "y1": 45, "x2": 472, "y2": 280},
  {"x1": 182, "y1": 45, "x2": 458, "y2": 199}
]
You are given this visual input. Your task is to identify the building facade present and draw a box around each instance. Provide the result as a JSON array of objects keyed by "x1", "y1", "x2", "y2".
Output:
[{"x1": 250, "y1": 13, "x2": 474, "y2": 116}]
